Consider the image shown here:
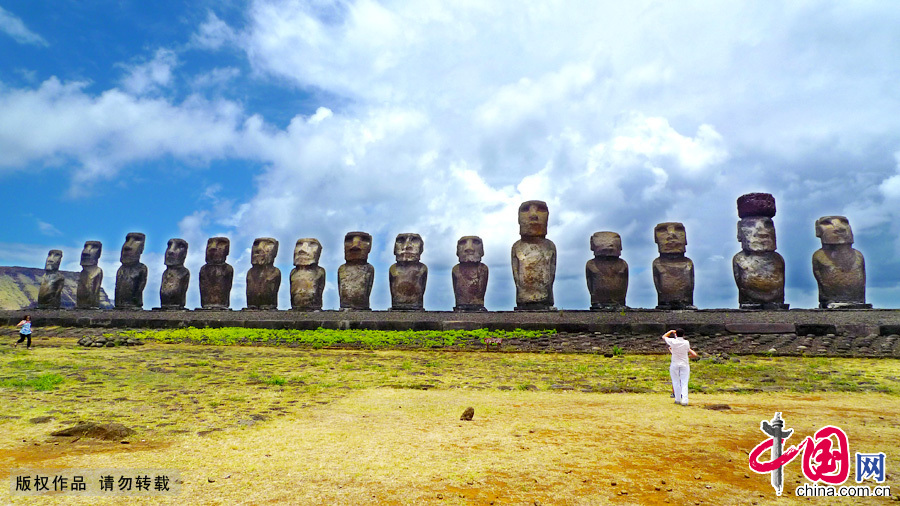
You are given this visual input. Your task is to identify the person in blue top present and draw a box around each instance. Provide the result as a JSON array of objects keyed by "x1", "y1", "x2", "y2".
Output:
[{"x1": 15, "y1": 315, "x2": 32, "y2": 349}]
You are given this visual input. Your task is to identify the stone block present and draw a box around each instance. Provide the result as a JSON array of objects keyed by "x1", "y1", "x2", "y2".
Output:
[
  {"x1": 835, "y1": 324, "x2": 878, "y2": 337},
  {"x1": 794, "y1": 324, "x2": 836, "y2": 336},
  {"x1": 726, "y1": 323, "x2": 795, "y2": 334}
]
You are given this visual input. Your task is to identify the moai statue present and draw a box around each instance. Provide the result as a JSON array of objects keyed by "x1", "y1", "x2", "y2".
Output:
[
  {"x1": 76, "y1": 241, "x2": 103, "y2": 309},
  {"x1": 585, "y1": 232, "x2": 628, "y2": 310},
  {"x1": 159, "y1": 238, "x2": 190, "y2": 310},
  {"x1": 511, "y1": 200, "x2": 556, "y2": 310},
  {"x1": 652, "y1": 222, "x2": 696, "y2": 310},
  {"x1": 732, "y1": 193, "x2": 788, "y2": 309},
  {"x1": 37, "y1": 249, "x2": 64, "y2": 309},
  {"x1": 115, "y1": 232, "x2": 148, "y2": 309},
  {"x1": 338, "y1": 231, "x2": 374, "y2": 310},
  {"x1": 290, "y1": 238, "x2": 326, "y2": 310},
  {"x1": 389, "y1": 233, "x2": 427, "y2": 311},
  {"x1": 199, "y1": 237, "x2": 233, "y2": 309},
  {"x1": 452, "y1": 236, "x2": 489, "y2": 311},
  {"x1": 812, "y1": 216, "x2": 871, "y2": 309},
  {"x1": 246, "y1": 237, "x2": 281, "y2": 310}
]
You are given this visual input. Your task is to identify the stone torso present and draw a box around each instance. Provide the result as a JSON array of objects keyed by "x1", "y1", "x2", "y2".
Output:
[
  {"x1": 160, "y1": 266, "x2": 190, "y2": 309},
  {"x1": 246, "y1": 265, "x2": 281, "y2": 309},
  {"x1": 76, "y1": 266, "x2": 103, "y2": 308},
  {"x1": 652, "y1": 256, "x2": 695, "y2": 308},
  {"x1": 585, "y1": 257, "x2": 628, "y2": 307},
  {"x1": 290, "y1": 266, "x2": 326, "y2": 310},
  {"x1": 115, "y1": 263, "x2": 148, "y2": 309},
  {"x1": 338, "y1": 263, "x2": 374, "y2": 309},
  {"x1": 37, "y1": 271, "x2": 66, "y2": 308},
  {"x1": 452, "y1": 263, "x2": 489, "y2": 309},
  {"x1": 199, "y1": 263, "x2": 233, "y2": 309},
  {"x1": 732, "y1": 251, "x2": 785, "y2": 306},
  {"x1": 389, "y1": 262, "x2": 428, "y2": 309},
  {"x1": 512, "y1": 238, "x2": 556, "y2": 307},
  {"x1": 812, "y1": 248, "x2": 865, "y2": 306}
]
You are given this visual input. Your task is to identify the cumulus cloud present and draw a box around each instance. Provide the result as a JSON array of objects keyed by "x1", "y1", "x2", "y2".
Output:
[
  {"x1": 5, "y1": 1, "x2": 900, "y2": 309},
  {"x1": 0, "y1": 6, "x2": 47, "y2": 46}
]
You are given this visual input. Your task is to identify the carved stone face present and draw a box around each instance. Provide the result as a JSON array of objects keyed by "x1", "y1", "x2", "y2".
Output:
[
  {"x1": 45, "y1": 250, "x2": 62, "y2": 271},
  {"x1": 654, "y1": 222, "x2": 687, "y2": 254},
  {"x1": 294, "y1": 238, "x2": 322, "y2": 266},
  {"x1": 816, "y1": 216, "x2": 854, "y2": 245},
  {"x1": 590, "y1": 232, "x2": 622, "y2": 257},
  {"x1": 456, "y1": 236, "x2": 484, "y2": 263},
  {"x1": 251, "y1": 238, "x2": 279, "y2": 266},
  {"x1": 518, "y1": 200, "x2": 549, "y2": 237},
  {"x1": 80, "y1": 241, "x2": 102, "y2": 266},
  {"x1": 165, "y1": 239, "x2": 188, "y2": 267},
  {"x1": 738, "y1": 217, "x2": 776, "y2": 253},
  {"x1": 344, "y1": 232, "x2": 372, "y2": 262},
  {"x1": 205, "y1": 237, "x2": 230, "y2": 264},
  {"x1": 394, "y1": 233, "x2": 424, "y2": 263},
  {"x1": 120, "y1": 232, "x2": 146, "y2": 265}
]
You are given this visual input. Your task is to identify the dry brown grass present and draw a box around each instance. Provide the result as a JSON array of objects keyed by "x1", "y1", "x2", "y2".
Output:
[{"x1": 0, "y1": 342, "x2": 898, "y2": 504}]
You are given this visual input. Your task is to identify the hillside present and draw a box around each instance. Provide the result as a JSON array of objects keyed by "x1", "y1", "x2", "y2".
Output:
[{"x1": 0, "y1": 266, "x2": 113, "y2": 310}]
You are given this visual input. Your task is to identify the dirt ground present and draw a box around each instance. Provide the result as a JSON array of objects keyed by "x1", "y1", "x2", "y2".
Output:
[{"x1": 1, "y1": 389, "x2": 896, "y2": 505}]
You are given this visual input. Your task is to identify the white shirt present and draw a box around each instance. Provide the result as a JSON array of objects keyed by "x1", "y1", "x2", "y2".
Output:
[{"x1": 664, "y1": 336, "x2": 691, "y2": 368}]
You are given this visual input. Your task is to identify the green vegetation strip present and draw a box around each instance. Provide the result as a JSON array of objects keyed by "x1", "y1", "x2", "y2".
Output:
[{"x1": 118, "y1": 327, "x2": 554, "y2": 348}]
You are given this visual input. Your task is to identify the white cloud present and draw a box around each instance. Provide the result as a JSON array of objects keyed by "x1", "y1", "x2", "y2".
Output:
[
  {"x1": 191, "y1": 11, "x2": 238, "y2": 50},
  {"x1": 0, "y1": 7, "x2": 47, "y2": 46},
  {"x1": 120, "y1": 49, "x2": 178, "y2": 95},
  {"x1": 36, "y1": 219, "x2": 61, "y2": 237}
]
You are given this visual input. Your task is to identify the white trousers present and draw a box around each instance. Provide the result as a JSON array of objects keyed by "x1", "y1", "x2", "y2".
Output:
[{"x1": 670, "y1": 363, "x2": 690, "y2": 404}]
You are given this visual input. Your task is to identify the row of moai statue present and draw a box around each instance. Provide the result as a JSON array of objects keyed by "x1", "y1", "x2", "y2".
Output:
[{"x1": 35, "y1": 194, "x2": 869, "y2": 311}]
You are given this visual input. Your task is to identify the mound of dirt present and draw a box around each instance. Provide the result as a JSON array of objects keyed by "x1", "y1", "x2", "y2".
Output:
[{"x1": 51, "y1": 422, "x2": 135, "y2": 440}]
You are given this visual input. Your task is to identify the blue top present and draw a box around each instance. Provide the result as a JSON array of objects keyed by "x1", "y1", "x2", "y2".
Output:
[{"x1": 20, "y1": 322, "x2": 31, "y2": 335}]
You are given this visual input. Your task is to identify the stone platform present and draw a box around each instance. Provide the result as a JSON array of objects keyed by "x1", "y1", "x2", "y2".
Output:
[{"x1": 5, "y1": 308, "x2": 900, "y2": 337}]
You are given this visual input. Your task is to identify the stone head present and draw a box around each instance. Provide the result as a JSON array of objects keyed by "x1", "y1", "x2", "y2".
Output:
[
  {"x1": 518, "y1": 200, "x2": 549, "y2": 238},
  {"x1": 80, "y1": 241, "x2": 102, "y2": 266},
  {"x1": 251, "y1": 238, "x2": 279, "y2": 266},
  {"x1": 456, "y1": 236, "x2": 484, "y2": 263},
  {"x1": 738, "y1": 217, "x2": 776, "y2": 253},
  {"x1": 394, "y1": 233, "x2": 424, "y2": 263},
  {"x1": 294, "y1": 238, "x2": 322, "y2": 266},
  {"x1": 120, "y1": 232, "x2": 146, "y2": 265},
  {"x1": 654, "y1": 222, "x2": 687, "y2": 255},
  {"x1": 205, "y1": 237, "x2": 230, "y2": 265},
  {"x1": 590, "y1": 232, "x2": 622, "y2": 257},
  {"x1": 815, "y1": 216, "x2": 854, "y2": 246},
  {"x1": 344, "y1": 231, "x2": 372, "y2": 263},
  {"x1": 45, "y1": 250, "x2": 62, "y2": 271},
  {"x1": 164, "y1": 238, "x2": 188, "y2": 267}
]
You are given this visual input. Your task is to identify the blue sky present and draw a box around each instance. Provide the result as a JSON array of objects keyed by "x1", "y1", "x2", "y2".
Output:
[{"x1": 2, "y1": 1, "x2": 900, "y2": 310}]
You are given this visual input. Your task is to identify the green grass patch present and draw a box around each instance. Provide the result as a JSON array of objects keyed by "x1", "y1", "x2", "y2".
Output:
[{"x1": 0, "y1": 373, "x2": 64, "y2": 391}]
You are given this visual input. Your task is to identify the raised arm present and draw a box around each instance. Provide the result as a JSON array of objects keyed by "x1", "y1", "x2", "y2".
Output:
[
  {"x1": 661, "y1": 329, "x2": 676, "y2": 342},
  {"x1": 689, "y1": 348, "x2": 699, "y2": 358}
]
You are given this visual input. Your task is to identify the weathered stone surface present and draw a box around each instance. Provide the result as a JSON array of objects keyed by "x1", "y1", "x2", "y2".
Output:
[
  {"x1": 585, "y1": 232, "x2": 628, "y2": 310},
  {"x1": 725, "y1": 323, "x2": 795, "y2": 334},
  {"x1": 733, "y1": 196, "x2": 787, "y2": 309},
  {"x1": 460, "y1": 407, "x2": 474, "y2": 421},
  {"x1": 290, "y1": 238, "x2": 325, "y2": 310},
  {"x1": 338, "y1": 232, "x2": 374, "y2": 310},
  {"x1": 452, "y1": 236, "x2": 488, "y2": 311},
  {"x1": 652, "y1": 222, "x2": 696, "y2": 310},
  {"x1": 812, "y1": 216, "x2": 870, "y2": 309},
  {"x1": 512, "y1": 200, "x2": 556, "y2": 310},
  {"x1": 389, "y1": 233, "x2": 427, "y2": 310},
  {"x1": 159, "y1": 238, "x2": 189, "y2": 310},
  {"x1": 199, "y1": 237, "x2": 233, "y2": 309},
  {"x1": 115, "y1": 232, "x2": 148, "y2": 309},
  {"x1": 246, "y1": 237, "x2": 281, "y2": 310},
  {"x1": 737, "y1": 192, "x2": 776, "y2": 218},
  {"x1": 76, "y1": 241, "x2": 103, "y2": 309},
  {"x1": 37, "y1": 249, "x2": 64, "y2": 309}
]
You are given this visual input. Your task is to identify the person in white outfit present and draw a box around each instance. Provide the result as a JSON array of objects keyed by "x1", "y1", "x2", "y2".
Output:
[{"x1": 662, "y1": 329, "x2": 698, "y2": 405}]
